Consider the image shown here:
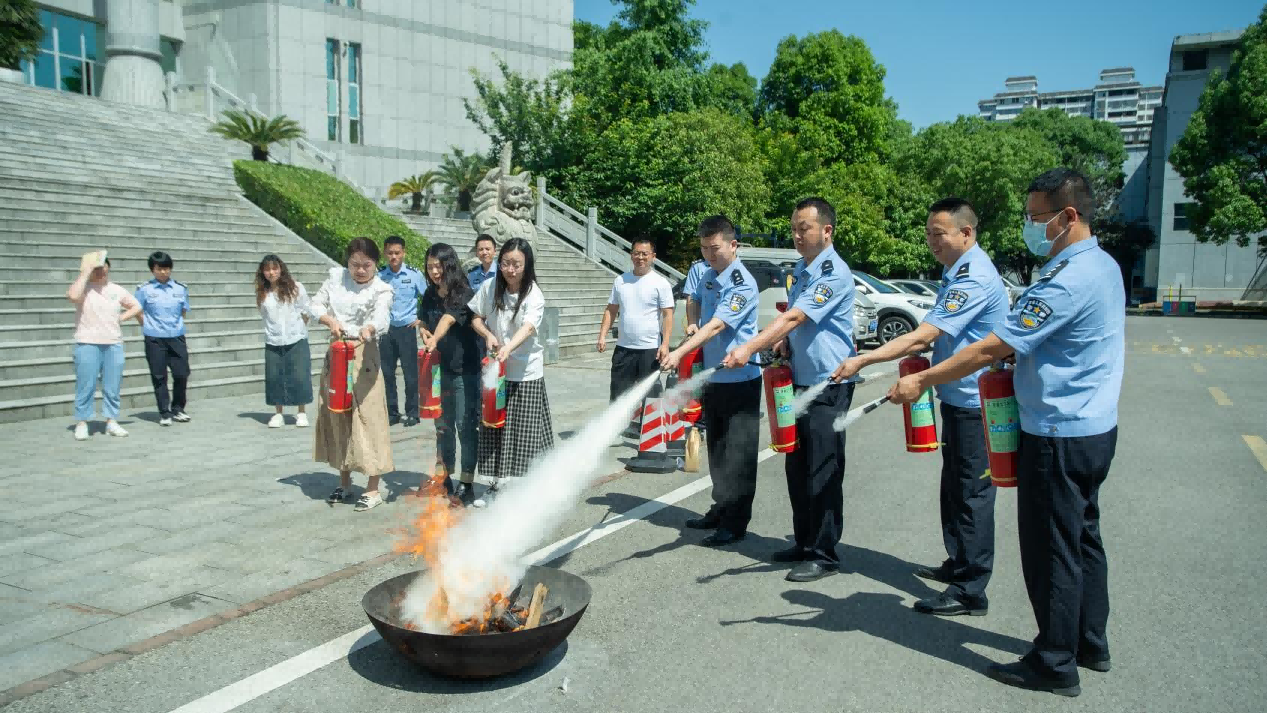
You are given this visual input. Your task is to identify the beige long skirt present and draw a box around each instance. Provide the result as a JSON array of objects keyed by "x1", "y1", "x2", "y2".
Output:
[{"x1": 314, "y1": 339, "x2": 394, "y2": 476}]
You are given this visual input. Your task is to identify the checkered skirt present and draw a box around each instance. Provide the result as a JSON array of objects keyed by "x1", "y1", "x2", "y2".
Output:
[{"x1": 477, "y1": 377, "x2": 554, "y2": 479}]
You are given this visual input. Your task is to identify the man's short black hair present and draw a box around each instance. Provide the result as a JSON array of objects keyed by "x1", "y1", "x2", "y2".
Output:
[
  {"x1": 1027, "y1": 168, "x2": 1096, "y2": 219},
  {"x1": 697, "y1": 215, "x2": 736, "y2": 242},
  {"x1": 384, "y1": 235, "x2": 406, "y2": 248},
  {"x1": 928, "y1": 197, "x2": 979, "y2": 230},
  {"x1": 147, "y1": 251, "x2": 173, "y2": 270},
  {"x1": 474, "y1": 234, "x2": 496, "y2": 248},
  {"x1": 794, "y1": 197, "x2": 836, "y2": 229},
  {"x1": 631, "y1": 237, "x2": 656, "y2": 253}
]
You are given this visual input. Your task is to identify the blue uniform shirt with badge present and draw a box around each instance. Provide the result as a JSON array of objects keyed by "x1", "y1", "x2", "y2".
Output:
[
  {"x1": 785, "y1": 248, "x2": 856, "y2": 385},
  {"x1": 134, "y1": 278, "x2": 190, "y2": 338},
  {"x1": 923, "y1": 244, "x2": 1010, "y2": 408},
  {"x1": 694, "y1": 260, "x2": 761, "y2": 384},
  {"x1": 379, "y1": 264, "x2": 426, "y2": 328},
  {"x1": 993, "y1": 237, "x2": 1125, "y2": 438},
  {"x1": 468, "y1": 263, "x2": 497, "y2": 293},
  {"x1": 682, "y1": 260, "x2": 709, "y2": 325}
]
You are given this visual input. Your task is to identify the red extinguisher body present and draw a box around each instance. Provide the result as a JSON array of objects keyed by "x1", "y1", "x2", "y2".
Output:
[
  {"x1": 898, "y1": 355, "x2": 939, "y2": 452},
  {"x1": 418, "y1": 348, "x2": 442, "y2": 420},
  {"x1": 327, "y1": 339, "x2": 355, "y2": 413},
  {"x1": 763, "y1": 363, "x2": 798, "y2": 453},
  {"x1": 978, "y1": 365, "x2": 1020, "y2": 487},
  {"x1": 678, "y1": 347, "x2": 703, "y2": 424},
  {"x1": 481, "y1": 357, "x2": 507, "y2": 429}
]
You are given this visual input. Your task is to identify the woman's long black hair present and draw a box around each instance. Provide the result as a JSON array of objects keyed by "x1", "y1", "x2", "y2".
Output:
[
  {"x1": 493, "y1": 238, "x2": 538, "y2": 320},
  {"x1": 423, "y1": 242, "x2": 472, "y2": 311}
]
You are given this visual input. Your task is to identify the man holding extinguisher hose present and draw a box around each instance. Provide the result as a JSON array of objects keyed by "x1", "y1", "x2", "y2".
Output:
[
  {"x1": 888, "y1": 168, "x2": 1124, "y2": 698},
  {"x1": 834, "y1": 197, "x2": 1009, "y2": 618},
  {"x1": 720, "y1": 197, "x2": 858, "y2": 583}
]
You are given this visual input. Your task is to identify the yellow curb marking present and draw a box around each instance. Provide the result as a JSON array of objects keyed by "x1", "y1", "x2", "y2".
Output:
[
  {"x1": 1209, "y1": 387, "x2": 1232, "y2": 406},
  {"x1": 1243, "y1": 436, "x2": 1267, "y2": 473},
  {"x1": 1192, "y1": 363, "x2": 1206, "y2": 374}
]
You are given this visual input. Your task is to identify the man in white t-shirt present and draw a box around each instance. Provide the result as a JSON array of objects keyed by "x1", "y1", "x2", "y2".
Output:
[{"x1": 597, "y1": 239, "x2": 674, "y2": 432}]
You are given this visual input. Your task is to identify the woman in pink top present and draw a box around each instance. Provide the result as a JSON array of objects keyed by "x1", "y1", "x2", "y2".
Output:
[{"x1": 67, "y1": 253, "x2": 142, "y2": 441}]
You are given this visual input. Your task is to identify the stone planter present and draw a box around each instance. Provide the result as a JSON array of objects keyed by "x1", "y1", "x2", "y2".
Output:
[{"x1": 0, "y1": 67, "x2": 26, "y2": 85}]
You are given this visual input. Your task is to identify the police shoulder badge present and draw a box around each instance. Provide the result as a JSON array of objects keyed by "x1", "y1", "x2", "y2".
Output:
[
  {"x1": 1038, "y1": 259, "x2": 1069, "y2": 282},
  {"x1": 821, "y1": 260, "x2": 834, "y2": 275},
  {"x1": 955, "y1": 264, "x2": 970, "y2": 278},
  {"x1": 1018, "y1": 297, "x2": 1053, "y2": 329},
  {"x1": 728, "y1": 293, "x2": 748, "y2": 313},
  {"x1": 705, "y1": 281, "x2": 715, "y2": 290},
  {"x1": 942, "y1": 288, "x2": 969, "y2": 313},
  {"x1": 731, "y1": 270, "x2": 745, "y2": 286},
  {"x1": 812, "y1": 283, "x2": 834, "y2": 306}
]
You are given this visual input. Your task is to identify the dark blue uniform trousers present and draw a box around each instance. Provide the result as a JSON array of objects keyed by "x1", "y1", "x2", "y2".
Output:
[
  {"x1": 380, "y1": 325, "x2": 419, "y2": 419},
  {"x1": 1017, "y1": 428, "x2": 1117, "y2": 683},
  {"x1": 785, "y1": 382, "x2": 854, "y2": 565},
  {"x1": 701, "y1": 377, "x2": 762, "y2": 533},
  {"x1": 939, "y1": 403, "x2": 996, "y2": 604}
]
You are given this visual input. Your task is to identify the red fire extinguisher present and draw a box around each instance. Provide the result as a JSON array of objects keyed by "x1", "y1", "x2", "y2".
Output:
[
  {"x1": 418, "y1": 348, "x2": 442, "y2": 420},
  {"x1": 481, "y1": 357, "x2": 506, "y2": 429},
  {"x1": 678, "y1": 347, "x2": 703, "y2": 424},
  {"x1": 762, "y1": 360, "x2": 798, "y2": 453},
  {"x1": 327, "y1": 339, "x2": 356, "y2": 413},
  {"x1": 978, "y1": 364, "x2": 1019, "y2": 487},
  {"x1": 898, "y1": 355, "x2": 939, "y2": 452}
]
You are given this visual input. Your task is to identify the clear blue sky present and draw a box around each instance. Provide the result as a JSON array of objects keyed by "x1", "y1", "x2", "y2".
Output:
[{"x1": 573, "y1": 0, "x2": 1263, "y2": 129}]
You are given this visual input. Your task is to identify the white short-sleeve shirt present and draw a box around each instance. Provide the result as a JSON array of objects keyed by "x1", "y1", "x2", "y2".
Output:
[
  {"x1": 468, "y1": 280, "x2": 546, "y2": 381},
  {"x1": 608, "y1": 271, "x2": 672, "y2": 350}
]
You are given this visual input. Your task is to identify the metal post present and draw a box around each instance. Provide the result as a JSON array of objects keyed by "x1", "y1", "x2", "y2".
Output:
[
  {"x1": 536, "y1": 176, "x2": 547, "y2": 227},
  {"x1": 163, "y1": 71, "x2": 175, "y2": 111},
  {"x1": 586, "y1": 207, "x2": 598, "y2": 258},
  {"x1": 205, "y1": 66, "x2": 216, "y2": 120}
]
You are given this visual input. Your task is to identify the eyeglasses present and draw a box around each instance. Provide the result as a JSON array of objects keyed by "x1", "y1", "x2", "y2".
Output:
[
  {"x1": 499, "y1": 260, "x2": 525, "y2": 270},
  {"x1": 1026, "y1": 207, "x2": 1080, "y2": 222}
]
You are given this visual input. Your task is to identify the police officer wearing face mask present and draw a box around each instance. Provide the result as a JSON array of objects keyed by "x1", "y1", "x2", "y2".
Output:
[{"x1": 888, "y1": 168, "x2": 1124, "y2": 698}]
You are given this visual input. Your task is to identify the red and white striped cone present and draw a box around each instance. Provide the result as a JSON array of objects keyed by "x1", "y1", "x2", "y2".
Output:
[
  {"x1": 663, "y1": 372, "x2": 686, "y2": 462},
  {"x1": 625, "y1": 395, "x2": 678, "y2": 473}
]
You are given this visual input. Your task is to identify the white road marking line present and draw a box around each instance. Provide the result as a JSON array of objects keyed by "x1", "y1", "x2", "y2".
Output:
[
  {"x1": 167, "y1": 449, "x2": 779, "y2": 713},
  {"x1": 1243, "y1": 436, "x2": 1267, "y2": 473},
  {"x1": 1209, "y1": 387, "x2": 1233, "y2": 406}
]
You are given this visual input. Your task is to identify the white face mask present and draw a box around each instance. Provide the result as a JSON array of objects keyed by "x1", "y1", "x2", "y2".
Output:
[{"x1": 1021, "y1": 212, "x2": 1068, "y2": 257}]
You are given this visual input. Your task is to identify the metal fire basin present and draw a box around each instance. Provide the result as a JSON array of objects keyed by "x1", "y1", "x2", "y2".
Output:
[{"x1": 361, "y1": 565, "x2": 592, "y2": 679}]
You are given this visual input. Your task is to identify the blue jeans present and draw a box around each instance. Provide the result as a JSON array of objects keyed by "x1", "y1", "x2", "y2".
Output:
[
  {"x1": 74, "y1": 343, "x2": 125, "y2": 421},
  {"x1": 436, "y1": 372, "x2": 479, "y2": 475}
]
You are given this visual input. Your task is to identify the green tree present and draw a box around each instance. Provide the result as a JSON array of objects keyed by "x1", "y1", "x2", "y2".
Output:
[
  {"x1": 388, "y1": 172, "x2": 439, "y2": 213},
  {"x1": 209, "y1": 110, "x2": 305, "y2": 162},
  {"x1": 463, "y1": 59, "x2": 573, "y2": 174},
  {"x1": 1011, "y1": 108, "x2": 1128, "y2": 223},
  {"x1": 1170, "y1": 7, "x2": 1267, "y2": 256},
  {"x1": 436, "y1": 148, "x2": 489, "y2": 213},
  {"x1": 0, "y1": 0, "x2": 42, "y2": 71},
  {"x1": 703, "y1": 62, "x2": 758, "y2": 119}
]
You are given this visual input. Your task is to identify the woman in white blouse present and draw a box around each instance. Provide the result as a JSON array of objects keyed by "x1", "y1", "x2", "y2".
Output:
[
  {"x1": 310, "y1": 238, "x2": 395, "y2": 512},
  {"x1": 468, "y1": 237, "x2": 554, "y2": 506},
  {"x1": 255, "y1": 255, "x2": 312, "y2": 428}
]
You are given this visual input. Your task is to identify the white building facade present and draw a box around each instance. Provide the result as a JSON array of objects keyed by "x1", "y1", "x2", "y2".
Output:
[{"x1": 17, "y1": 0, "x2": 575, "y2": 198}]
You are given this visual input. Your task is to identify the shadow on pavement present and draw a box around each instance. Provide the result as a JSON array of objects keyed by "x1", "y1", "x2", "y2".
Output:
[
  {"x1": 720, "y1": 590, "x2": 1028, "y2": 675},
  {"x1": 278, "y1": 470, "x2": 427, "y2": 504},
  {"x1": 840, "y1": 544, "x2": 941, "y2": 601},
  {"x1": 237, "y1": 411, "x2": 274, "y2": 425},
  {"x1": 347, "y1": 636, "x2": 567, "y2": 693}
]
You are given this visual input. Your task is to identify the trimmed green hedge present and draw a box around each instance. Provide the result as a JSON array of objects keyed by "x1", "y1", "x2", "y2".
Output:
[{"x1": 233, "y1": 161, "x2": 429, "y2": 264}]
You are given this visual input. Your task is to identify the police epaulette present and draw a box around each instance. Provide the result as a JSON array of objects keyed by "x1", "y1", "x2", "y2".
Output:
[
  {"x1": 1038, "y1": 260, "x2": 1069, "y2": 282},
  {"x1": 955, "y1": 263, "x2": 970, "y2": 278},
  {"x1": 731, "y1": 270, "x2": 745, "y2": 286},
  {"x1": 173, "y1": 279, "x2": 187, "y2": 287}
]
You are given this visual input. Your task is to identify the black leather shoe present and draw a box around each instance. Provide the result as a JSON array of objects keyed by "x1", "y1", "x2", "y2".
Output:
[
  {"x1": 1078, "y1": 655, "x2": 1111, "y2": 673},
  {"x1": 785, "y1": 561, "x2": 837, "y2": 582},
  {"x1": 986, "y1": 661, "x2": 1080, "y2": 697},
  {"x1": 454, "y1": 482, "x2": 475, "y2": 507},
  {"x1": 700, "y1": 529, "x2": 746, "y2": 547},
  {"x1": 914, "y1": 562, "x2": 953, "y2": 583},
  {"x1": 685, "y1": 514, "x2": 721, "y2": 530},
  {"x1": 770, "y1": 546, "x2": 805, "y2": 563},
  {"x1": 913, "y1": 593, "x2": 987, "y2": 617},
  {"x1": 388, "y1": 413, "x2": 402, "y2": 426}
]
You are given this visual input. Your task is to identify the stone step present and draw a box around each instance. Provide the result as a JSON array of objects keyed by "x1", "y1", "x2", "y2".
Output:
[
  {"x1": 0, "y1": 137, "x2": 233, "y2": 173},
  {"x1": 0, "y1": 328, "x2": 268, "y2": 361},
  {"x1": 0, "y1": 103, "x2": 225, "y2": 136},
  {"x1": 0, "y1": 124, "x2": 234, "y2": 160},
  {"x1": 0, "y1": 242, "x2": 324, "y2": 264},
  {"x1": 0, "y1": 264, "x2": 332, "y2": 286},
  {"x1": 0, "y1": 188, "x2": 258, "y2": 216},
  {"x1": 0, "y1": 85, "x2": 222, "y2": 130},
  {"x1": 0, "y1": 156, "x2": 238, "y2": 189},
  {"x1": 0, "y1": 169, "x2": 239, "y2": 199},
  {"x1": 1, "y1": 279, "x2": 255, "y2": 297},
  {"x1": 6, "y1": 314, "x2": 266, "y2": 342},
  {"x1": 0, "y1": 175, "x2": 237, "y2": 202},
  {"x1": 0, "y1": 198, "x2": 260, "y2": 221},
  {"x1": 0, "y1": 228, "x2": 322, "y2": 252},
  {"x1": 0, "y1": 340, "x2": 273, "y2": 381},
  {"x1": 0, "y1": 302, "x2": 261, "y2": 327},
  {"x1": 0, "y1": 355, "x2": 308, "y2": 403},
  {"x1": 0, "y1": 251, "x2": 329, "y2": 272},
  {"x1": 0, "y1": 213, "x2": 280, "y2": 235},
  {"x1": 0, "y1": 290, "x2": 265, "y2": 310}
]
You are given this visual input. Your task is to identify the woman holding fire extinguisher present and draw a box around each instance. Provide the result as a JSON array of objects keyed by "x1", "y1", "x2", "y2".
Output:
[
  {"x1": 419, "y1": 243, "x2": 482, "y2": 506},
  {"x1": 311, "y1": 237, "x2": 395, "y2": 512},
  {"x1": 467, "y1": 237, "x2": 554, "y2": 507}
]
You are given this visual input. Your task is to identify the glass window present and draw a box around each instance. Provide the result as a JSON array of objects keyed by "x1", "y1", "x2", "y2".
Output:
[
  {"x1": 348, "y1": 85, "x2": 359, "y2": 118},
  {"x1": 1182, "y1": 50, "x2": 1208, "y2": 72},
  {"x1": 347, "y1": 43, "x2": 359, "y2": 83},
  {"x1": 32, "y1": 52, "x2": 56, "y2": 89},
  {"x1": 347, "y1": 43, "x2": 361, "y2": 144},
  {"x1": 326, "y1": 38, "x2": 340, "y2": 142},
  {"x1": 855, "y1": 272, "x2": 899, "y2": 294},
  {"x1": 38, "y1": 10, "x2": 54, "y2": 51},
  {"x1": 159, "y1": 38, "x2": 178, "y2": 75},
  {"x1": 1173, "y1": 203, "x2": 1192, "y2": 232},
  {"x1": 328, "y1": 116, "x2": 338, "y2": 142},
  {"x1": 60, "y1": 58, "x2": 85, "y2": 93},
  {"x1": 326, "y1": 39, "x2": 337, "y2": 80},
  {"x1": 350, "y1": 120, "x2": 359, "y2": 144}
]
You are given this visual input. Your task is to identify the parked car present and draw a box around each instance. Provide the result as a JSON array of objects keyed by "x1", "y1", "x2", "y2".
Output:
[
  {"x1": 889, "y1": 279, "x2": 938, "y2": 298},
  {"x1": 853, "y1": 271, "x2": 934, "y2": 344}
]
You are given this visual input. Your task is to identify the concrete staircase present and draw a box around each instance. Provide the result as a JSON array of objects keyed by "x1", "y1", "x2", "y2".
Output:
[
  {"x1": 396, "y1": 214, "x2": 617, "y2": 358},
  {"x1": 0, "y1": 81, "x2": 335, "y2": 423}
]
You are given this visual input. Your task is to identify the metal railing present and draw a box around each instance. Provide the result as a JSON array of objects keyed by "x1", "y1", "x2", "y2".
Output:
[{"x1": 534, "y1": 176, "x2": 685, "y2": 283}]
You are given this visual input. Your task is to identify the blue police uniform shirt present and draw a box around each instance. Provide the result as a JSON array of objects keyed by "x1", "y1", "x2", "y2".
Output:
[
  {"x1": 682, "y1": 260, "x2": 708, "y2": 325},
  {"x1": 993, "y1": 237, "x2": 1125, "y2": 438},
  {"x1": 694, "y1": 260, "x2": 761, "y2": 384},
  {"x1": 923, "y1": 244, "x2": 1009, "y2": 408},
  {"x1": 134, "y1": 278, "x2": 189, "y2": 338},
  {"x1": 786, "y1": 248, "x2": 856, "y2": 385},
  {"x1": 468, "y1": 263, "x2": 497, "y2": 292},
  {"x1": 379, "y1": 264, "x2": 426, "y2": 328}
]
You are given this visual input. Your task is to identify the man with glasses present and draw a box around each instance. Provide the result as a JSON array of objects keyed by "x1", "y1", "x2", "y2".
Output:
[
  {"x1": 598, "y1": 238, "x2": 675, "y2": 438},
  {"x1": 889, "y1": 168, "x2": 1124, "y2": 697}
]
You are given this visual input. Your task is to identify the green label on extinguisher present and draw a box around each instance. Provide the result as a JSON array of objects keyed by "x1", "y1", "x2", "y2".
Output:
[
  {"x1": 773, "y1": 384, "x2": 795, "y2": 428},
  {"x1": 910, "y1": 390, "x2": 935, "y2": 427},
  {"x1": 345, "y1": 364, "x2": 354, "y2": 395},
  {"x1": 983, "y1": 396, "x2": 1020, "y2": 453},
  {"x1": 495, "y1": 377, "x2": 506, "y2": 410},
  {"x1": 431, "y1": 365, "x2": 441, "y2": 395}
]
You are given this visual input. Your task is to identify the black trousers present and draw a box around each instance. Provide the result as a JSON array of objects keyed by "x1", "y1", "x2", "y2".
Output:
[
  {"x1": 609, "y1": 345, "x2": 659, "y2": 402},
  {"x1": 785, "y1": 382, "x2": 854, "y2": 565},
  {"x1": 701, "y1": 377, "x2": 761, "y2": 533},
  {"x1": 939, "y1": 403, "x2": 997, "y2": 603},
  {"x1": 380, "y1": 325, "x2": 419, "y2": 419},
  {"x1": 1018, "y1": 428, "x2": 1117, "y2": 683},
  {"x1": 143, "y1": 336, "x2": 189, "y2": 417}
]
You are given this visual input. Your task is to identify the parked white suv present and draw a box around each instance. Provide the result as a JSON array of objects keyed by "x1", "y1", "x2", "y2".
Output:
[{"x1": 854, "y1": 271, "x2": 934, "y2": 344}]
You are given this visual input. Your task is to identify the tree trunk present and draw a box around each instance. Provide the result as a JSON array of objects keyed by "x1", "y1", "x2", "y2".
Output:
[
  {"x1": 458, "y1": 189, "x2": 472, "y2": 212},
  {"x1": 410, "y1": 192, "x2": 422, "y2": 213},
  {"x1": 252, "y1": 145, "x2": 269, "y2": 161}
]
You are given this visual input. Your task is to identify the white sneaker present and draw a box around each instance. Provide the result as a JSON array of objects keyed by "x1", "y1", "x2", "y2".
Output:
[
  {"x1": 74, "y1": 422, "x2": 89, "y2": 441},
  {"x1": 354, "y1": 491, "x2": 383, "y2": 512},
  {"x1": 268, "y1": 413, "x2": 284, "y2": 428},
  {"x1": 105, "y1": 421, "x2": 128, "y2": 437},
  {"x1": 295, "y1": 413, "x2": 309, "y2": 428},
  {"x1": 171, "y1": 411, "x2": 191, "y2": 423},
  {"x1": 159, "y1": 417, "x2": 172, "y2": 427}
]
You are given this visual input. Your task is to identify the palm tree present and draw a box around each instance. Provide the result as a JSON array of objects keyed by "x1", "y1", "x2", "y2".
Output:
[
  {"x1": 209, "y1": 109, "x2": 305, "y2": 162},
  {"x1": 388, "y1": 171, "x2": 439, "y2": 213},
  {"x1": 436, "y1": 148, "x2": 489, "y2": 213},
  {"x1": 0, "y1": 0, "x2": 43, "y2": 72}
]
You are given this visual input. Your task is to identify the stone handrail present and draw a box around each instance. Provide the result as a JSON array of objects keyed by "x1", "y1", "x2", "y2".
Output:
[{"x1": 535, "y1": 177, "x2": 685, "y2": 283}]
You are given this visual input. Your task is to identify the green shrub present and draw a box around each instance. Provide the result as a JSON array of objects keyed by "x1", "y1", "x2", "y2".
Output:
[{"x1": 234, "y1": 161, "x2": 429, "y2": 264}]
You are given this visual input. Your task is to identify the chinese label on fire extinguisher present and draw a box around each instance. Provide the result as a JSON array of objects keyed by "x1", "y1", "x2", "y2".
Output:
[
  {"x1": 983, "y1": 396, "x2": 1020, "y2": 452},
  {"x1": 910, "y1": 390, "x2": 935, "y2": 427},
  {"x1": 773, "y1": 384, "x2": 795, "y2": 428},
  {"x1": 431, "y1": 365, "x2": 441, "y2": 395},
  {"x1": 495, "y1": 377, "x2": 506, "y2": 410}
]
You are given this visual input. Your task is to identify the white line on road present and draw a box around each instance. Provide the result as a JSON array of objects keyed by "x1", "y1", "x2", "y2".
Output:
[{"x1": 167, "y1": 449, "x2": 779, "y2": 713}]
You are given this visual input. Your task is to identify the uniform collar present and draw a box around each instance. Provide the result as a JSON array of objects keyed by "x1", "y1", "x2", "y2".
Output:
[
  {"x1": 941, "y1": 244, "x2": 983, "y2": 279},
  {"x1": 381, "y1": 264, "x2": 408, "y2": 277},
  {"x1": 797, "y1": 247, "x2": 838, "y2": 277},
  {"x1": 712, "y1": 259, "x2": 740, "y2": 282},
  {"x1": 1041, "y1": 236, "x2": 1099, "y2": 273},
  {"x1": 149, "y1": 278, "x2": 173, "y2": 289}
]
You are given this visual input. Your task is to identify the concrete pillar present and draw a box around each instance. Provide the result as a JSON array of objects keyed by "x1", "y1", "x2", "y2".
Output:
[{"x1": 100, "y1": 0, "x2": 165, "y2": 108}]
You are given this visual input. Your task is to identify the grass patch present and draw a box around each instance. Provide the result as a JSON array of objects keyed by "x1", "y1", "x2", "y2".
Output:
[{"x1": 234, "y1": 161, "x2": 428, "y2": 263}]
